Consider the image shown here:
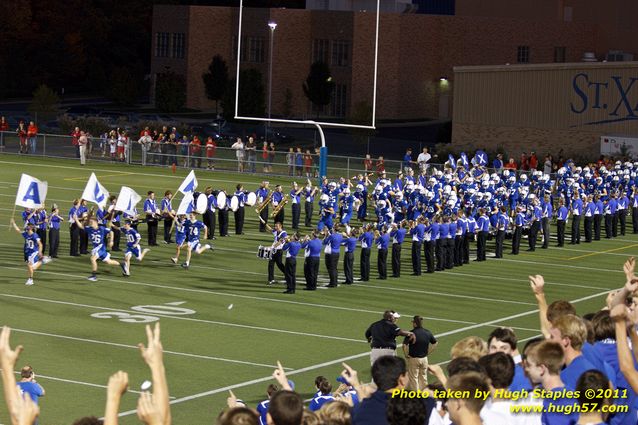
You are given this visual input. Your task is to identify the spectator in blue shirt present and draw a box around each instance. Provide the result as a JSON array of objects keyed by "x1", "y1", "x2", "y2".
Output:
[
  {"x1": 402, "y1": 148, "x2": 413, "y2": 171},
  {"x1": 550, "y1": 314, "x2": 596, "y2": 390},
  {"x1": 17, "y1": 366, "x2": 45, "y2": 404}
]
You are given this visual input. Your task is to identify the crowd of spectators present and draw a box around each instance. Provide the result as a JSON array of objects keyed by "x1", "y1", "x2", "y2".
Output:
[{"x1": 4, "y1": 257, "x2": 638, "y2": 425}]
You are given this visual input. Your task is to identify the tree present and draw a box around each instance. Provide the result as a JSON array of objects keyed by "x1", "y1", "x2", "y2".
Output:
[
  {"x1": 347, "y1": 101, "x2": 376, "y2": 147},
  {"x1": 220, "y1": 68, "x2": 266, "y2": 121},
  {"x1": 303, "y1": 61, "x2": 335, "y2": 116},
  {"x1": 108, "y1": 67, "x2": 141, "y2": 106},
  {"x1": 202, "y1": 55, "x2": 229, "y2": 114},
  {"x1": 155, "y1": 71, "x2": 187, "y2": 113},
  {"x1": 28, "y1": 84, "x2": 60, "y2": 121}
]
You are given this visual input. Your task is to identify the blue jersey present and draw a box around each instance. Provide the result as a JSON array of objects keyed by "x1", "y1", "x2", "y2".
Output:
[
  {"x1": 342, "y1": 236, "x2": 358, "y2": 253},
  {"x1": 175, "y1": 218, "x2": 187, "y2": 244},
  {"x1": 302, "y1": 238, "x2": 322, "y2": 257},
  {"x1": 22, "y1": 232, "x2": 40, "y2": 255},
  {"x1": 283, "y1": 241, "x2": 301, "y2": 258},
  {"x1": 186, "y1": 220, "x2": 205, "y2": 242},
  {"x1": 125, "y1": 228, "x2": 141, "y2": 248},
  {"x1": 17, "y1": 382, "x2": 44, "y2": 404},
  {"x1": 86, "y1": 226, "x2": 110, "y2": 250}
]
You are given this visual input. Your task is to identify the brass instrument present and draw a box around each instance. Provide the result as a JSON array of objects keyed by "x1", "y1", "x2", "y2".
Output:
[
  {"x1": 270, "y1": 195, "x2": 289, "y2": 218},
  {"x1": 255, "y1": 191, "x2": 273, "y2": 214}
]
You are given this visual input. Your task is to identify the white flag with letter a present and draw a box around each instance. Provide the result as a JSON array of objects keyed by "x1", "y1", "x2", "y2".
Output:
[
  {"x1": 15, "y1": 174, "x2": 48, "y2": 208},
  {"x1": 176, "y1": 193, "x2": 195, "y2": 215}
]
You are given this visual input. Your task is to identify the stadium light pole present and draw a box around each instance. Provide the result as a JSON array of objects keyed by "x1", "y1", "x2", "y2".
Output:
[{"x1": 267, "y1": 21, "x2": 277, "y2": 136}]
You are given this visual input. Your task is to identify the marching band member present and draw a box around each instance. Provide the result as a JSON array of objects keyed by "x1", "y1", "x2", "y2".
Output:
[
  {"x1": 618, "y1": 189, "x2": 629, "y2": 236},
  {"x1": 107, "y1": 195, "x2": 122, "y2": 251},
  {"x1": 569, "y1": 190, "x2": 583, "y2": 244},
  {"x1": 144, "y1": 191, "x2": 160, "y2": 246},
  {"x1": 161, "y1": 190, "x2": 175, "y2": 244},
  {"x1": 527, "y1": 197, "x2": 542, "y2": 252},
  {"x1": 584, "y1": 194, "x2": 595, "y2": 243},
  {"x1": 303, "y1": 181, "x2": 316, "y2": 227},
  {"x1": 122, "y1": 220, "x2": 151, "y2": 276},
  {"x1": 424, "y1": 217, "x2": 435, "y2": 273},
  {"x1": 594, "y1": 193, "x2": 604, "y2": 240},
  {"x1": 556, "y1": 198, "x2": 568, "y2": 247},
  {"x1": 301, "y1": 231, "x2": 322, "y2": 290},
  {"x1": 218, "y1": 191, "x2": 230, "y2": 237},
  {"x1": 68, "y1": 199, "x2": 81, "y2": 257},
  {"x1": 290, "y1": 182, "x2": 303, "y2": 230},
  {"x1": 475, "y1": 208, "x2": 489, "y2": 261},
  {"x1": 511, "y1": 205, "x2": 525, "y2": 255},
  {"x1": 409, "y1": 217, "x2": 425, "y2": 276},
  {"x1": 265, "y1": 221, "x2": 287, "y2": 285},
  {"x1": 35, "y1": 206, "x2": 47, "y2": 254},
  {"x1": 204, "y1": 187, "x2": 217, "y2": 240},
  {"x1": 256, "y1": 181, "x2": 270, "y2": 232},
  {"x1": 342, "y1": 228, "x2": 358, "y2": 284},
  {"x1": 632, "y1": 187, "x2": 638, "y2": 234},
  {"x1": 323, "y1": 224, "x2": 342, "y2": 288},
  {"x1": 454, "y1": 211, "x2": 466, "y2": 266},
  {"x1": 494, "y1": 207, "x2": 508, "y2": 259},
  {"x1": 282, "y1": 233, "x2": 301, "y2": 294},
  {"x1": 271, "y1": 185, "x2": 285, "y2": 225},
  {"x1": 48, "y1": 205, "x2": 63, "y2": 258},
  {"x1": 9, "y1": 219, "x2": 51, "y2": 286},
  {"x1": 180, "y1": 212, "x2": 212, "y2": 269},
  {"x1": 72, "y1": 215, "x2": 122, "y2": 282},
  {"x1": 432, "y1": 216, "x2": 443, "y2": 271},
  {"x1": 390, "y1": 221, "x2": 407, "y2": 278},
  {"x1": 78, "y1": 199, "x2": 89, "y2": 254},
  {"x1": 541, "y1": 193, "x2": 552, "y2": 249},
  {"x1": 233, "y1": 184, "x2": 247, "y2": 235},
  {"x1": 375, "y1": 225, "x2": 389, "y2": 280},
  {"x1": 358, "y1": 224, "x2": 374, "y2": 282}
]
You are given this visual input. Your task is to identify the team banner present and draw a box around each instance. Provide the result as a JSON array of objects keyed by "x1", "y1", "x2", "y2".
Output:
[
  {"x1": 114, "y1": 186, "x2": 142, "y2": 216},
  {"x1": 177, "y1": 170, "x2": 198, "y2": 194},
  {"x1": 176, "y1": 193, "x2": 194, "y2": 215},
  {"x1": 15, "y1": 174, "x2": 48, "y2": 209},
  {"x1": 448, "y1": 154, "x2": 456, "y2": 170},
  {"x1": 474, "y1": 150, "x2": 488, "y2": 166},
  {"x1": 460, "y1": 152, "x2": 469, "y2": 169},
  {"x1": 81, "y1": 173, "x2": 109, "y2": 208}
]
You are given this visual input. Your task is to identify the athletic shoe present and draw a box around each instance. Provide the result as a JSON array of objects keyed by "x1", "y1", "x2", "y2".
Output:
[
  {"x1": 119, "y1": 262, "x2": 128, "y2": 276},
  {"x1": 25, "y1": 278, "x2": 34, "y2": 286},
  {"x1": 142, "y1": 248, "x2": 151, "y2": 257},
  {"x1": 267, "y1": 280, "x2": 277, "y2": 285},
  {"x1": 87, "y1": 275, "x2": 98, "y2": 282},
  {"x1": 41, "y1": 256, "x2": 52, "y2": 265},
  {"x1": 181, "y1": 263, "x2": 189, "y2": 269},
  {"x1": 205, "y1": 244, "x2": 212, "y2": 250},
  {"x1": 171, "y1": 257, "x2": 178, "y2": 264}
]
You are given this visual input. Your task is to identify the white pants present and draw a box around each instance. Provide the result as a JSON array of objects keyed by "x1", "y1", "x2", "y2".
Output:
[
  {"x1": 79, "y1": 145, "x2": 87, "y2": 165},
  {"x1": 370, "y1": 347, "x2": 396, "y2": 365}
]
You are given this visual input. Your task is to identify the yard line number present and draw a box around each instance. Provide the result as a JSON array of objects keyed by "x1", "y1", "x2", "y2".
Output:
[{"x1": 90, "y1": 302, "x2": 196, "y2": 323}]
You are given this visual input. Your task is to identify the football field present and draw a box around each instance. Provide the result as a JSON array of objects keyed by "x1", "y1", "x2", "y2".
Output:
[{"x1": 0, "y1": 154, "x2": 637, "y2": 424}]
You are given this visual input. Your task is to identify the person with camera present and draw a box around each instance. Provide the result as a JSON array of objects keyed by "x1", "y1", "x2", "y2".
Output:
[{"x1": 17, "y1": 365, "x2": 46, "y2": 405}]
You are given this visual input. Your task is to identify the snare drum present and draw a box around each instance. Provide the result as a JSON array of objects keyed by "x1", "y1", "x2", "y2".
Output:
[{"x1": 257, "y1": 245, "x2": 273, "y2": 260}]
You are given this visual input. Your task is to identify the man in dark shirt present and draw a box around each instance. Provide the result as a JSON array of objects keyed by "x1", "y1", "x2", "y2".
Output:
[
  {"x1": 351, "y1": 356, "x2": 435, "y2": 425},
  {"x1": 402, "y1": 315, "x2": 437, "y2": 391},
  {"x1": 365, "y1": 310, "x2": 416, "y2": 365}
]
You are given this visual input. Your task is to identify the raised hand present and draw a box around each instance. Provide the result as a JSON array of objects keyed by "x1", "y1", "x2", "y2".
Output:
[
  {"x1": 529, "y1": 275, "x2": 545, "y2": 295},
  {"x1": 340, "y1": 362, "x2": 360, "y2": 388},
  {"x1": 272, "y1": 361, "x2": 292, "y2": 391},
  {"x1": 0, "y1": 327, "x2": 23, "y2": 368},
  {"x1": 138, "y1": 323, "x2": 163, "y2": 368},
  {"x1": 11, "y1": 394, "x2": 40, "y2": 425},
  {"x1": 107, "y1": 371, "x2": 129, "y2": 397},
  {"x1": 136, "y1": 392, "x2": 163, "y2": 425},
  {"x1": 624, "y1": 257, "x2": 636, "y2": 280},
  {"x1": 611, "y1": 304, "x2": 630, "y2": 323}
]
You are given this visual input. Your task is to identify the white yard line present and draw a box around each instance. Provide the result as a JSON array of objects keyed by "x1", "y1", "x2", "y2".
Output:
[
  {"x1": 497, "y1": 258, "x2": 625, "y2": 273},
  {"x1": 118, "y1": 288, "x2": 608, "y2": 416}
]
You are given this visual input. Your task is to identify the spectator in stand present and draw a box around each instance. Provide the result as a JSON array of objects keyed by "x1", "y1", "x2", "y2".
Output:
[
  {"x1": 520, "y1": 152, "x2": 529, "y2": 171},
  {"x1": 529, "y1": 151, "x2": 539, "y2": 170},
  {"x1": 116, "y1": 130, "x2": 127, "y2": 162},
  {"x1": 376, "y1": 156, "x2": 385, "y2": 175},
  {"x1": 138, "y1": 130, "x2": 153, "y2": 165},
  {"x1": 78, "y1": 131, "x2": 88, "y2": 166},
  {"x1": 179, "y1": 135, "x2": 190, "y2": 168},
  {"x1": 17, "y1": 120, "x2": 28, "y2": 154},
  {"x1": 232, "y1": 137, "x2": 245, "y2": 172},
  {"x1": 150, "y1": 130, "x2": 161, "y2": 163},
  {"x1": 262, "y1": 141, "x2": 269, "y2": 173},
  {"x1": 268, "y1": 142, "x2": 276, "y2": 172},
  {"x1": 445, "y1": 372, "x2": 491, "y2": 425},
  {"x1": 504, "y1": 157, "x2": 517, "y2": 170},
  {"x1": 245, "y1": 136, "x2": 257, "y2": 173},
  {"x1": 364, "y1": 154, "x2": 373, "y2": 172},
  {"x1": 108, "y1": 130, "x2": 117, "y2": 161},
  {"x1": 190, "y1": 134, "x2": 202, "y2": 168},
  {"x1": 417, "y1": 148, "x2": 431, "y2": 173},
  {"x1": 206, "y1": 136, "x2": 217, "y2": 170},
  {"x1": 286, "y1": 147, "x2": 295, "y2": 176},
  {"x1": 492, "y1": 153, "x2": 504, "y2": 171},
  {"x1": 27, "y1": 121, "x2": 38, "y2": 154},
  {"x1": 99, "y1": 131, "x2": 108, "y2": 157},
  {"x1": 543, "y1": 154, "x2": 552, "y2": 175},
  {"x1": 295, "y1": 147, "x2": 303, "y2": 177},
  {"x1": 304, "y1": 149, "x2": 313, "y2": 178},
  {"x1": 402, "y1": 148, "x2": 413, "y2": 172},
  {"x1": 0, "y1": 116, "x2": 8, "y2": 151}
]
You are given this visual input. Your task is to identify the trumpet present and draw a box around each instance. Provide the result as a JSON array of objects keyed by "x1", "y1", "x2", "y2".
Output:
[
  {"x1": 255, "y1": 191, "x2": 273, "y2": 214},
  {"x1": 271, "y1": 195, "x2": 289, "y2": 218}
]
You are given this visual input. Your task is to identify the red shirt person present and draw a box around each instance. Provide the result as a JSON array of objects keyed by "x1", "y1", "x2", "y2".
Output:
[{"x1": 26, "y1": 121, "x2": 38, "y2": 154}]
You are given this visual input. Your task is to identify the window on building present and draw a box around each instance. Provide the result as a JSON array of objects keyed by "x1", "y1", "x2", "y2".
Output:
[
  {"x1": 517, "y1": 46, "x2": 530, "y2": 63},
  {"x1": 554, "y1": 46, "x2": 566, "y2": 63},
  {"x1": 331, "y1": 84, "x2": 347, "y2": 117},
  {"x1": 332, "y1": 40, "x2": 351, "y2": 67},
  {"x1": 248, "y1": 36, "x2": 265, "y2": 63},
  {"x1": 312, "y1": 39, "x2": 330, "y2": 64},
  {"x1": 155, "y1": 32, "x2": 170, "y2": 58},
  {"x1": 172, "y1": 33, "x2": 185, "y2": 59}
]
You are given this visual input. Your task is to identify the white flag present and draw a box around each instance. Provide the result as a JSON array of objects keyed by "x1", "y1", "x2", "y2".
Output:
[
  {"x1": 114, "y1": 186, "x2": 142, "y2": 216},
  {"x1": 81, "y1": 173, "x2": 109, "y2": 208},
  {"x1": 177, "y1": 170, "x2": 198, "y2": 194},
  {"x1": 15, "y1": 174, "x2": 48, "y2": 209},
  {"x1": 176, "y1": 193, "x2": 195, "y2": 215}
]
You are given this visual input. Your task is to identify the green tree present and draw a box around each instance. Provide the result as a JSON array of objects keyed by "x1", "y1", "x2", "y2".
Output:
[
  {"x1": 155, "y1": 71, "x2": 187, "y2": 113},
  {"x1": 303, "y1": 61, "x2": 335, "y2": 115},
  {"x1": 347, "y1": 101, "x2": 376, "y2": 146},
  {"x1": 108, "y1": 67, "x2": 141, "y2": 106},
  {"x1": 28, "y1": 84, "x2": 60, "y2": 121},
  {"x1": 202, "y1": 55, "x2": 229, "y2": 114},
  {"x1": 220, "y1": 68, "x2": 266, "y2": 121}
]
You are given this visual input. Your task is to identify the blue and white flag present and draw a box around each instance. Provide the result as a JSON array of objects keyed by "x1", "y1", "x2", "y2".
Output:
[
  {"x1": 448, "y1": 154, "x2": 456, "y2": 170},
  {"x1": 15, "y1": 174, "x2": 48, "y2": 209},
  {"x1": 176, "y1": 193, "x2": 194, "y2": 215},
  {"x1": 177, "y1": 170, "x2": 198, "y2": 194},
  {"x1": 81, "y1": 173, "x2": 109, "y2": 208},
  {"x1": 460, "y1": 152, "x2": 469, "y2": 169},
  {"x1": 474, "y1": 150, "x2": 488, "y2": 166},
  {"x1": 114, "y1": 186, "x2": 141, "y2": 216}
]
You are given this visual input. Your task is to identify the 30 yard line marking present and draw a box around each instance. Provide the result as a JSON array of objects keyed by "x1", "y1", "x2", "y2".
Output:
[
  {"x1": 117, "y1": 288, "x2": 610, "y2": 417},
  {"x1": 567, "y1": 243, "x2": 638, "y2": 261},
  {"x1": 0, "y1": 292, "x2": 365, "y2": 344},
  {"x1": 8, "y1": 327, "x2": 287, "y2": 370}
]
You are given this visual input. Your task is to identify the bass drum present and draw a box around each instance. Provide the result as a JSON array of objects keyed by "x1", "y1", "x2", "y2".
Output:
[
  {"x1": 246, "y1": 192, "x2": 257, "y2": 207},
  {"x1": 230, "y1": 195, "x2": 239, "y2": 212},
  {"x1": 195, "y1": 193, "x2": 208, "y2": 214},
  {"x1": 216, "y1": 191, "x2": 227, "y2": 209}
]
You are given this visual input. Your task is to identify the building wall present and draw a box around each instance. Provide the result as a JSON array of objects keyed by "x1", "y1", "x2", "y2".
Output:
[{"x1": 452, "y1": 62, "x2": 638, "y2": 158}]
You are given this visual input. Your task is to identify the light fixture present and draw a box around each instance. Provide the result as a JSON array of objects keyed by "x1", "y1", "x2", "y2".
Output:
[
  {"x1": 268, "y1": 22, "x2": 277, "y2": 31},
  {"x1": 439, "y1": 77, "x2": 448, "y2": 82}
]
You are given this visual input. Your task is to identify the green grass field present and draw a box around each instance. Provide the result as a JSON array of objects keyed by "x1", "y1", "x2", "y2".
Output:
[{"x1": 0, "y1": 154, "x2": 637, "y2": 424}]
